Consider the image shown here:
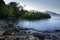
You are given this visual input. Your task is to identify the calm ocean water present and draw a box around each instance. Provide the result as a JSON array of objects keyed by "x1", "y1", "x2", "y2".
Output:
[{"x1": 17, "y1": 15, "x2": 60, "y2": 30}]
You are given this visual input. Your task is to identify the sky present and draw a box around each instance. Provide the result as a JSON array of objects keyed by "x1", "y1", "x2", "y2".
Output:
[{"x1": 4, "y1": 0, "x2": 60, "y2": 14}]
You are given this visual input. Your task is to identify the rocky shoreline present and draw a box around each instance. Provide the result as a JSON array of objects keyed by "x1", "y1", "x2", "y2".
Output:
[
  {"x1": 0, "y1": 19, "x2": 60, "y2": 40},
  {"x1": 0, "y1": 24, "x2": 60, "y2": 40}
]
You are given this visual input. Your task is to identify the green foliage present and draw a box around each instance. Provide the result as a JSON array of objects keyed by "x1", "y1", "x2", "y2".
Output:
[
  {"x1": 0, "y1": 5, "x2": 14, "y2": 17},
  {"x1": 9, "y1": 2, "x2": 20, "y2": 17},
  {"x1": 0, "y1": 1, "x2": 51, "y2": 19},
  {"x1": 22, "y1": 12, "x2": 51, "y2": 19},
  {"x1": 0, "y1": 2, "x2": 20, "y2": 18}
]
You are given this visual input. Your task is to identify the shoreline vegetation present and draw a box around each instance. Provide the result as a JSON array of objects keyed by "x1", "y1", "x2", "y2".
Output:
[
  {"x1": 22, "y1": 12, "x2": 51, "y2": 20},
  {"x1": 0, "y1": 0, "x2": 51, "y2": 20}
]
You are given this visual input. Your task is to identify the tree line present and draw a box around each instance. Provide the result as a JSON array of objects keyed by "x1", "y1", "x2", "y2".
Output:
[{"x1": 0, "y1": 0, "x2": 51, "y2": 19}]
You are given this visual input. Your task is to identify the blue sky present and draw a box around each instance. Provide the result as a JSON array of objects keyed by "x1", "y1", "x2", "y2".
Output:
[{"x1": 4, "y1": 0, "x2": 60, "y2": 14}]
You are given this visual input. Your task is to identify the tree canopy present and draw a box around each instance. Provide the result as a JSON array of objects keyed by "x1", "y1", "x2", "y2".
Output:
[{"x1": 0, "y1": 0, "x2": 51, "y2": 19}]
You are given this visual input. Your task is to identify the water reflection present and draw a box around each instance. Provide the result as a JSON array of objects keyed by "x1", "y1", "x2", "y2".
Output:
[{"x1": 17, "y1": 16, "x2": 60, "y2": 30}]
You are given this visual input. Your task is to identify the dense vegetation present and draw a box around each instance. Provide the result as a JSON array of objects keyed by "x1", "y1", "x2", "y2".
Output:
[
  {"x1": 0, "y1": 0, "x2": 51, "y2": 19},
  {"x1": 22, "y1": 12, "x2": 51, "y2": 19}
]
